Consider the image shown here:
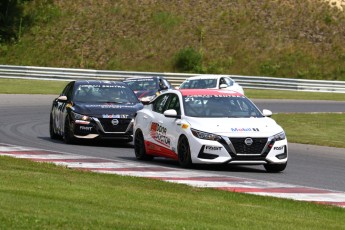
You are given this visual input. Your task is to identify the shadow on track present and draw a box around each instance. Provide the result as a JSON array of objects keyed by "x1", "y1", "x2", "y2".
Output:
[{"x1": 40, "y1": 136, "x2": 134, "y2": 149}]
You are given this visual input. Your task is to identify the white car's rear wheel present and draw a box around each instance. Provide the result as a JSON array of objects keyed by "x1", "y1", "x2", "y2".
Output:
[
  {"x1": 134, "y1": 130, "x2": 153, "y2": 160},
  {"x1": 178, "y1": 136, "x2": 192, "y2": 168}
]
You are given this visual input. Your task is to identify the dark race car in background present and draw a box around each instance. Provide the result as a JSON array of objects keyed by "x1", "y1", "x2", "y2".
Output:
[
  {"x1": 123, "y1": 76, "x2": 172, "y2": 102},
  {"x1": 178, "y1": 75, "x2": 244, "y2": 95},
  {"x1": 49, "y1": 80, "x2": 143, "y2": 144}
]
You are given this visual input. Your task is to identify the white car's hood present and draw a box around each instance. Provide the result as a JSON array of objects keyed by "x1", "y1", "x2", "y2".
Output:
[{"x1": 185, "y1": 116, "x2": 283, "y2": 137}]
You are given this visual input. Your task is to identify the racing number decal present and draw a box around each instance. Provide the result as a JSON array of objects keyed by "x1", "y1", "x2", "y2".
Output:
[{"x1": 150, "y1": 122, "x2": 171, "y2": 147}]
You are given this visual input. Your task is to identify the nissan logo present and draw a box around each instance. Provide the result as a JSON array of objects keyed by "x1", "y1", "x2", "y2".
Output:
[
  {"x1": 244, "y1": 138, "x2": 253, "y2": 146},
  {"x1": 111, "y1": 119, "x2": 119, "y2": 126}
]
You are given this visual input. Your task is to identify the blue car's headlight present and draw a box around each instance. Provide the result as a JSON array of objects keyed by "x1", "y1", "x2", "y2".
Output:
[
  {"x1": 71, "y1": 111, "x2": 91, "y2": 122},
  {"x1": 191, "y1": 128, "x2": 222, "y2": 141},
  {"x1": 272, "y1": 131, "x2": 286, "y2": 141}
]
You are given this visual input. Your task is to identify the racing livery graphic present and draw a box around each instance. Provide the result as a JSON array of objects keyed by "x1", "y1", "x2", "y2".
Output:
[
  {"x1": 134, "y1": 89, "x2": 288, "y2": 172},
  {"x1": 150, "y1": 122, "x2": 171, "y2": 147}
]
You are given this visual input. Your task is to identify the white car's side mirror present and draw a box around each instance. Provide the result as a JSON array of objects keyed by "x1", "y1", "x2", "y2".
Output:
[
  {"x1": 262, "y1": 109, "x2": 272, "y2": 117},
  {"x1": 175, "y1": 86, "x2": 180, "y2": 90},
  {"x1": 164, "y1": 109, "x2": 180, "y2": 119},
  {"x1": 219, "y1": 84, "x2": 228, "y2": 89}
]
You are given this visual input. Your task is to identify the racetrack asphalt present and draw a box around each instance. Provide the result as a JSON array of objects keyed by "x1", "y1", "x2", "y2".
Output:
[{"x1": 0, "y1": 94, "x2": 345, "y2": 208}]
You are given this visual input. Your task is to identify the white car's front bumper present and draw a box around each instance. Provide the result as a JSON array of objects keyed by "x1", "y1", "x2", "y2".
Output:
[{"x1": 188, "y1": 135, "x2": 288, "y2": 165}]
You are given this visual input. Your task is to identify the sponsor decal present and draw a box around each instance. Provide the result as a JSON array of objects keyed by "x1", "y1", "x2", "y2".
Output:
[
  {"x1": 101, "y1": 85, "x2": 126, "y2": 88},
  {"x1": 274, "y1": 146, "x2": 284, "y2": 151},
  {"x1": 150, "y1": 122, "x2": 171, "y2": 147},
  {"x1": 80, "y1": 126, "x2": 92, "y2": 131},
  {"x1": 124, "y1": 78, "x2": 155, "y2": 82},
  {"x1": 231, "y1": 128, "x2": 260, "y2": 132},
  {"x1": 79, "y1": 85, "x2": 126, "y2": 89},
  {"x1": 102, "y1": 114, "x2": 129, "y2": 118},
  {"x1": 184, "y1": 95, "x2": 243, "y2": 102},
  {"x1": 86, "y1": 105, "x2": 134, "y2": 109},
  {"x1": 205, "y1": 146, "x2": 222, "y2": 151},
  {"x1": 111, "y1": 119, "x2": 119, "y2": 126},
  {"x1": 182, "y1": 90, "x2": 244, "y2": 97}
]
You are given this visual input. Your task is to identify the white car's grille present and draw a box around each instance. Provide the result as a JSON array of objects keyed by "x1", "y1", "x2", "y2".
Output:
[{"x1": 229, "y1": 138, "x2": 268, "y2": 154}]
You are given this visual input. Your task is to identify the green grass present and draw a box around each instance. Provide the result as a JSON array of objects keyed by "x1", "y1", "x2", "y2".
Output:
[
  {"x1": 0, "y1": 78, "x2": 68, "y2": 94},
  {"x1": 273, "y1": 113, "x2": 345, "y2": 148},
  {"x1": 0, "y1": 156, "x2": 344, "y2": 229},
  {"x1": 245, "y1": 89, "x2": 345, "y2": 101},
  {"x1": 1, "y1": 1, "x2": 345, "y2": 80}
]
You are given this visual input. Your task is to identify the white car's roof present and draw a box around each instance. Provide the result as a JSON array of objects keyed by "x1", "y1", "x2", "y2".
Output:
[
  {"x1": 186, "y1": 75, "x2": 234, "y2": 80},
  {"x1": 178, "y1": 89, "x2": 243, "y2": 97}
]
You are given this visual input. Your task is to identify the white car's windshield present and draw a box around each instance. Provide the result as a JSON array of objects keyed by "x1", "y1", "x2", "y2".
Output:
[
  {"x1": 180, "y1": 79, "x2": 217, "y2": 89},
  {"x1": 123, "y1": 79, "x2": 158, "y2": 91},
  {"x1": 183, "y1": 95, "x2": 263, "y2": 118}
]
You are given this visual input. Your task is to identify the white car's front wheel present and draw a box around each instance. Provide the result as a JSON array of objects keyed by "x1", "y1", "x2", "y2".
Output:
[{"x1": 177, "y1": 135, "x2": 192, "y2": 168}]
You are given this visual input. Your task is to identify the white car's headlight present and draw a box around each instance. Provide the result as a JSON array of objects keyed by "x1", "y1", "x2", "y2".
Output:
[
  {"x1": 191, "y1": 128, "x2": 222, "y2": 141},
  {"x1": 271, "y1": 131, "x2": 286, "y2": 141},
  {"x1": 71, "y1": 111, "x2": 91, "y2": 122}
]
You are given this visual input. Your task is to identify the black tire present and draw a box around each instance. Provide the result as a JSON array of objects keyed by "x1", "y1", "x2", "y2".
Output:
[
  {"x1": 63, "y1": 116, "x2": 76, "y2": 144},
  {"x1": 49, "y1": 114, "x2": 60, "y2": 140},
  {"x1": 264, "y1": 162, "x2": 287, "y2": 173},
  {"x1": 134, "y1": 130, "x2": 153, "y2": 160},
  {"x1": 177, "y1": 135, "x2": 192, "y2": 168}
]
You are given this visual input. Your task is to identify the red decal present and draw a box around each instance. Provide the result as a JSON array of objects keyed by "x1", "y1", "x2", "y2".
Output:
[{"x1": 144, "y1": 140, "x2": 178, "y2": 160}]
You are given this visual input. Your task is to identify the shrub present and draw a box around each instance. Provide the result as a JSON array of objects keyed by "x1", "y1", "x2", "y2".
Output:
[{"x1": 174, "y1": 47, "x2": 203, "y2": 72}]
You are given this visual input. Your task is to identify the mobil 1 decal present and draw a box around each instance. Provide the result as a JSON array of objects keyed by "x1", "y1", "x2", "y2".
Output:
[
  {"x1": 150, "y1": 122, "x2": 171, "y2": 147},
  {"x1": 231, "y1": 127, "x2": 260, "y2": 132}
]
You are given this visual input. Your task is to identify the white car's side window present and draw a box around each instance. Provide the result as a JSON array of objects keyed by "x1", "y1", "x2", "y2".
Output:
[
  {"x1": 153, "y1": 95, "x2": 169, "y2": 114},
  {"x1": 165, "y1": 94, "x2": 181, "y2": 115},
  {"x1": 225, "y1": 77, "x2": 234, "y2": 86}
]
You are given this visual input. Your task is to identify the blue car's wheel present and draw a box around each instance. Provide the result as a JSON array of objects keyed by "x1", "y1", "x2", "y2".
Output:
[{"x1": 63, "y1": 116, "x2": 76, "y2": 144}]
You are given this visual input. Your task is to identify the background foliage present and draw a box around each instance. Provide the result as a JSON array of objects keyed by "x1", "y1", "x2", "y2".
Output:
[{"x1": 0, "y1": 0, "x2": 24, "y2": 42}]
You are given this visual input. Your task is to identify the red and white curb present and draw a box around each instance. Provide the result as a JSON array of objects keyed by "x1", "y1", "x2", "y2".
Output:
[{"x1": 1, "y1": 143, "x2": 344, "y2": 208}]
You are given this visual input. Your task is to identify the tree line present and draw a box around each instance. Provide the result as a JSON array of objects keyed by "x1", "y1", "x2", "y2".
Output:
[{"x1": 0, "y1": 0, "x2": 27, "y2": 42}]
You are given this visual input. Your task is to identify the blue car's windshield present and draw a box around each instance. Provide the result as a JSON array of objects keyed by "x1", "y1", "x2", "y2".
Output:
[{"x1": 73, "y1": 84, "x2": 139, "y2": 104}]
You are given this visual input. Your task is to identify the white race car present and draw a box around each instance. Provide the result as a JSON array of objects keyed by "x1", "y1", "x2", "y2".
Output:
[
  {"x1": 178, "y1": 74, "x2": 244, "y2": 95},
  {"x1": 133, "y1": 89, "x2": 288, "y2": 172}
]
